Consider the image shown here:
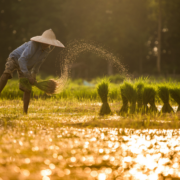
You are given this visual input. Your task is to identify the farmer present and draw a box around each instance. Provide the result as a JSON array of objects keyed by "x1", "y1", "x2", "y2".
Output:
[{"x1": 0, "y1": 29, "x2": 65, "y2": 114}]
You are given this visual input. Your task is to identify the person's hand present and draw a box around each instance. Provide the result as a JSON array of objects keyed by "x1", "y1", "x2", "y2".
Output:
[{"x1": 28, "y1": 76, "x2": 37, "y2": 85}]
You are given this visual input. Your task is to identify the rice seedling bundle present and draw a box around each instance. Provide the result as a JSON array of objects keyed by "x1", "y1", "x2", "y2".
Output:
[
  {"x1": 97, "y1": 79, "x2": 111, "y2": 115},
  {"x1": 122, "y1": 82, "x2": 137, "y2": 114},
  {"x1": 119, "y1": 84, "x2": 128, "y2": 115},
  {"x1": 19, "y1": 78, "x2": 58, "y2": 94},
  {"x1": 143, "y1": 86, "x2": 157, "y2": 113},
  {"x1": 35, "y1": 79, "x2": 57, "y2": 94},
  {"x1": 136, "y1": 82, "x2": 144, "y2": 111},
  {"x1": 158, "y1": 85, "x2": 174, "y2": 113},
  {"x1": 169, "y1": 87, "x2": 180, "y2": 112},
  {"x1": 142, "y1": 86, "x2": 149, "y2": 113},
  {"x1": 19, "y1": 78, "x2": 32, "y2": 93}
]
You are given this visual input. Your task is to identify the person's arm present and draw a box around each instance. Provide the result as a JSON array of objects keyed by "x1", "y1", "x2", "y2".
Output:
[
  {"x1": 18, "y1": 41, "x2": 38, "y2": 78},
  {"x1": 31, "y1": 46, "x2": 54, "y2": 78}
]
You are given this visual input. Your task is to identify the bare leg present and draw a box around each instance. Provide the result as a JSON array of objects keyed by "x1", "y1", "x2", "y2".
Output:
[
  {"x1": 0, "y1": 73, "x2": 10, "y2": 94},
  {"x1": 23, "y1": 92, "x2": 31, "y2": 114}
]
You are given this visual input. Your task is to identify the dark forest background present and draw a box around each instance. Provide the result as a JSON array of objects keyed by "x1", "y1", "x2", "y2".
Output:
[{"x1": 1, "y1": 0, "x2": 180, "y2": 79}]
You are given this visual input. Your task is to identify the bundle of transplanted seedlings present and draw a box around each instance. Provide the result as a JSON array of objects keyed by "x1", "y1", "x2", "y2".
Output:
[
  {"x1": 97, "y1": 79, "x2": 111, "y2": 115},
  {"x1": 120, "y1": 82, "x2": 137, "y2": 114},
  {"x1": 158, "y1": 85, "x2": 174, "y2": 113},
  {"x1": 19, "y1": 78, "x2": 32, "y2": 93},
  {"x1": 142, "y1": 85, "x2": 158, "y2": 113},
  {"x1": 169, "y1": 86, "x2": 180, "y2": 112},
  {"x1": 135, "y1": 81, "x2": 144, "y2": 112},
  {"x1": 119, "y1": 84, "x2": 129, "y2": 115},
  {"x1": 19, "y1": 78, "x2": 58, "y2": 94}
]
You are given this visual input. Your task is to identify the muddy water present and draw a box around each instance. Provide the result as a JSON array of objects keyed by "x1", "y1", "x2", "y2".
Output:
[
  {"x1": 0, "y1": 100, "x2": 180, "y2": 180},
  {"x1": 0, "y1": 118, "x2": 180, "y2": 180}
]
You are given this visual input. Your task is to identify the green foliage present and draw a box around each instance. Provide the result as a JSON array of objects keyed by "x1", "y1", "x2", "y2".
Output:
[
  {"x1": 109, "y1": 74, "x2": 125, "y2": 83},
  {"x1": 19, "y1": 78, "x2": 32, "y2": 93},
  {"x1": 158, "y1": 85, "x2": 169, "y2": 103},
  {"x1": 121, "y1": 81, "x2": 137, "y2": 114},
  {"x1": 35, "y1": 79, "x2": 57, "y2": 94},
  {"x1": 19, "y1": 78, "x2": 57, "y2": 94},
  {"x1": 169, "y1": 86, "x2": 180, "y2": 112},
  {"x1": 97, "y1": 79, "x2": 111, "y2": 115},
  {"x1": 135, "y1": 80, "x2": 145, "y2": 111},
  {"x1": 3, "y1": 76, "x2": 180, "y2": 116},
  {"x1": 158, "y1": 85, "x2": 174, "y2": 113},
  {"x1": 97, "y1": 79, "x2": 109, "y2": 103},
  {"x1": 123, "y1": 82, "x2": 137, "y2": 104},
  {"x1": 1, "y1": 76, "x2": 121, "y2": 100},
  {"x1": 119, "y1": 84, "x2": 129, "y2": 115},
  {"x1": 143, "y1": 85, "x2": 157, "y2": 113}
]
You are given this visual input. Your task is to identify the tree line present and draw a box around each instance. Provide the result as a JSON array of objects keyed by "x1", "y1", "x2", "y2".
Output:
[{"x1": 0, "y1": 0, "x2": 180, "y2": 78}]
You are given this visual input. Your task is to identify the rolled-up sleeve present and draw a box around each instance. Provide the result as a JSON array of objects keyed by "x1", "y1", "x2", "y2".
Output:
[{"x1": 18, "y1": 41, "x2": 38, "y2": 77}]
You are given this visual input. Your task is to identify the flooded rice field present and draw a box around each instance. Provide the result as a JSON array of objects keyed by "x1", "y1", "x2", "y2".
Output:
[{"x1": 0, "y1": 100, "x2": 180, "y2": 180}]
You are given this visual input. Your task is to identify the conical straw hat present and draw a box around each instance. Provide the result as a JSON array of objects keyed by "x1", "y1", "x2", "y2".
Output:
[{"x1": 30, "y1": 29, "x2": 65, "y2": 48}]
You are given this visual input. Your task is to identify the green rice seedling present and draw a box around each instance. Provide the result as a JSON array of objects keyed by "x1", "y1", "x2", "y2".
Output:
[
  {"x1": 148, "y1": 90, "x2": 158, "y2": 113},
  {"x1": 35, "y1": 79, "x2": 57, "y2": 94},
  {"x1": 142, "y1": 86, "x2": 158, "y2": 113},
  {"x1": 136, "y1": 82, "x2": 144, "y2": 111},
  {"x1": 158, "y1": 85, "x2": 174, "y2": 113},
  {"x1": 122, "y1": 82, "x2": 137, "y2": 114},
  {"x1": 19, "y1": 78, "x2": 32, "y2": 93},
  {"x1": 119, "y1": 84, "x2": 129, "y2": 115},
  {"x1": 146, "y1": 86, "x2": 157, "y2": 113},
  {"x1": 109, "y1": 74, "x2": 125, "y2": 83},
  {"x1": 142, "y1": 86, "x2": 149, "y2": 113},
  {"x1": 19, "y1": 78, "x2": 57, "y2": 95},
  {"x1": 169, "y1": 87, "x2": 180, "y2": 112},
  {"x1": 97, "y1": 79, "x2": 111, "y2": 115}
]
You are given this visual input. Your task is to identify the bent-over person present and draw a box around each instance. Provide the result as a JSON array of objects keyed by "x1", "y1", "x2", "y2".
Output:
[{"x1": 0, "y1": 29, "x2": 65, "y2": 114}]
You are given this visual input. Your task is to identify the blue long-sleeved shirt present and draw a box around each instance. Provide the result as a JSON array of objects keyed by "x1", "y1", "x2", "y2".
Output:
[{"x1": 9, "y1": 41, "x2": 53, "y2": 77}]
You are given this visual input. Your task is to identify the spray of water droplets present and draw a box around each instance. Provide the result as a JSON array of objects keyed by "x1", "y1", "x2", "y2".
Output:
[{"x1": 55, "y1": 40, "x2": 129, "y2": 93}]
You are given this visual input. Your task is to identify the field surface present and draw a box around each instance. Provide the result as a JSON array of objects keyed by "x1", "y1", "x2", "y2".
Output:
[{"x1": 1, "y1": 99, "x2": 180, "y2": 180}]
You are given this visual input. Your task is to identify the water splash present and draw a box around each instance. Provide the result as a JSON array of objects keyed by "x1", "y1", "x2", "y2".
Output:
[{"x1": 56, "y1": 40, "x2": 128, "y2": 93}]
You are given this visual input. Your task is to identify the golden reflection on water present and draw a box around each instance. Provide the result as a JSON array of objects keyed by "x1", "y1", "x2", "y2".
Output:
[{"x1": 0, "y1": 119, "x2": 180, "y2": 179}]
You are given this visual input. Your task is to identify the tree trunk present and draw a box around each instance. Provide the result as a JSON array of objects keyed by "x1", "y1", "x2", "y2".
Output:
[
  {"x1": 139, "y1": 45, "x2": 143, "y2": 74},
  {"x1": 157, "y1": 0, "x2": 162, "y2": 73}
]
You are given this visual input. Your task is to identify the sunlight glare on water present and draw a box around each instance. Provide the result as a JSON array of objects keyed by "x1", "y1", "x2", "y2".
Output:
[
  {"x1": 98, "y1": 173, "x2": 106, "y2": 180},
  {"x1": 1, "y1": 111, "x2": 180, "y2": 180}
]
